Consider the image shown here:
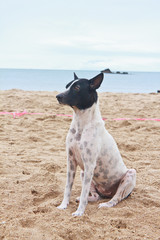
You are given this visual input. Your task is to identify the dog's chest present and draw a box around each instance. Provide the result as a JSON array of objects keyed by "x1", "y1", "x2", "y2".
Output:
[{"x1": 66, "y1": 124, "x2": 95, "y2": 169}]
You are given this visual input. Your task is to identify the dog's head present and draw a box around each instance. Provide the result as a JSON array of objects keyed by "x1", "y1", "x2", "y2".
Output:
[{"x1": 56, "y1": 73, "x2": 103, "y2": 110}]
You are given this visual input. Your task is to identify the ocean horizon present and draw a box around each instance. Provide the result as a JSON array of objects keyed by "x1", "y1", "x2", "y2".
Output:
[{"x1": 0, "y1": 68, "x2": 160, "y2": 93}]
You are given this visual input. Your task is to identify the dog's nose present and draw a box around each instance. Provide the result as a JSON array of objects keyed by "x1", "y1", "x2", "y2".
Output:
[{"x1": 56, "y1": 94, "x2": 63, "y2": 102}]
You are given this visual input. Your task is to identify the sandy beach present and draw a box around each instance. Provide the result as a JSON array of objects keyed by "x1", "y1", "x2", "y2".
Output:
[{"x1": 0, "y1": 89, "x2": 160, "y2": 240}]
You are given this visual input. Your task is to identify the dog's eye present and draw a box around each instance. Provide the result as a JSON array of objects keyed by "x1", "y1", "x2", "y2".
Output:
[{"x1": 73, "y1": 85, "x2": 80, "y2": 92}]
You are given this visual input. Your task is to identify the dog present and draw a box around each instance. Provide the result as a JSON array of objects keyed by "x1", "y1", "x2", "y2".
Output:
[{"x1": 56, "y1": 72, "x2": 136, "y2": 216}]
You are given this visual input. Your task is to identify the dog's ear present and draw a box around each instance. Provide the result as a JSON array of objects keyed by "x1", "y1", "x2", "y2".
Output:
[
  {"x1": 74, "y1": 72, "x2": 78, "y2": 80},
  {"x1": 66, "y1": 80, "x2": 74, "y2": 89},
  {"x1": 89, "y1": 73, "x2": 104, "y2": 90},
  {"x1": 66, "y1": 73, "x2": 79, "y2": 89}
]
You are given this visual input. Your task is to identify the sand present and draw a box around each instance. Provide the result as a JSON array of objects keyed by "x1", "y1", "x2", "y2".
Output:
[{"x1": 0, "y1": 89, "x2": 160, "y2": 240}]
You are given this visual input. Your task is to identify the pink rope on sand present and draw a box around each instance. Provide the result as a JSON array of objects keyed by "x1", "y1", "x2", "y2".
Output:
[
  {"x1": 0, "y1": 110, "x2": 42, "y2": 118},
  {"x1": 102, "y1": 117, "x2": 160, "y2": 121},
  {"x1": 0, "y1": 111, "x2": 160, "y2": 121}
]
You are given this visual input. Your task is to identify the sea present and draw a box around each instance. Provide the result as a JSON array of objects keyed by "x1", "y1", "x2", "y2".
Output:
[{"x1": 0, "y1": 68, "x2": 160, "y2": 93}]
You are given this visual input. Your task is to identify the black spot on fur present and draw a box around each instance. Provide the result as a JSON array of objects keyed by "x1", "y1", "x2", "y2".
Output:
[
  {"x1": 94, "y1": 173, "x2": 100, "y2": 178},
  {"x1": 98, "y1": 160, "x2": 102, "y2": 166},
  {"x1": 72, "y1": 172, "x2": 76, "y2": 179},
  {"x1": 70, "y1": 128, "x2": 76, "y2": 134},
  {"x1": 69, "y1": 149, "x2": 73, "y2": 156},
  {"x1": 70, "y1": 161, "x2": 75, "y2": 171},
  {"x1": 86, "y1": 148, "x2": 91, "y2": 156},
  {"x1": 76, "y1": 133, "x2": 81, "y2": 141}
]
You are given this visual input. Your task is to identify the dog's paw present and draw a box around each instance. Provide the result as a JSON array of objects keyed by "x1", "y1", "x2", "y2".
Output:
[
  {"x1": 72, "y1": 210, "x2": 84, "y2": 217},
  {"x1": 57, "y1": 203, "x2": 68, "y2": 210},
  {"x1": 98, "y1": 203, "x2": 108, "y2": 208},
  {"x1": 98, "y1": 200, "x2": 116, "y2": 208}
]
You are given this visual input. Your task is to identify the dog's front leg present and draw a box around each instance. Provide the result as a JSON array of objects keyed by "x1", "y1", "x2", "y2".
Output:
[
  {"x1": 72, "y1": 165, "x2": 95, "y2": 216},
  {"x1": 57, "y1": 149, "x2": 77, "y2": 210}
]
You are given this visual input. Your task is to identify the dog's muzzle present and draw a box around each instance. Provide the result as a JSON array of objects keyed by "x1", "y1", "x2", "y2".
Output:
[
  {"x1": 56, "y1": 92, "x2": 69, "y2": 105},
  {"x1": 56, "y1": 93, "x2": 63, "y2": 103}
]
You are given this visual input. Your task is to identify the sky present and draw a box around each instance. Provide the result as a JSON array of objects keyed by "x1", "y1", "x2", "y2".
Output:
[{"x1": 0, "y1": 0, "x2": 160, "y2": 71}]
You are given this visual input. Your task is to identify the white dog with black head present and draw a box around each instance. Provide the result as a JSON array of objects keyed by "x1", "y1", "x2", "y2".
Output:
[{"x1": 56, "y1": 73, "x2": 136, "y2": 216}]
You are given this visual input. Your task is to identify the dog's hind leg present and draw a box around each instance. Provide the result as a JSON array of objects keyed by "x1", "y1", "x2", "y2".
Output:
[{"x1": 99, "y1": 169, "x2": 136, "y2": 208}]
